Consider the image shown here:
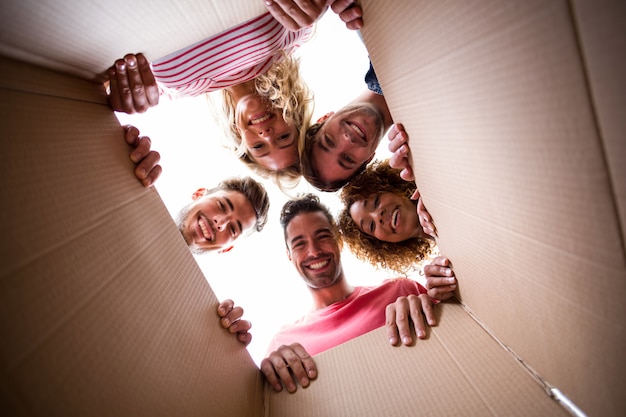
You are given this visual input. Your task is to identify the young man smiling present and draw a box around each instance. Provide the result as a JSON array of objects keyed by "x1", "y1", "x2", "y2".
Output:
[
  {"x1": 125, "y1": 125, "x2": 270, "y2": 254},
  {"x1": 258, "y1": 194, "x2": 452, "y2": 394},
  {"x1": 175, "y1": 178, "x2": 269, "y2": 254},
  {"x1": 301, "y1": 62, "x2": 394, "y2": 192}
]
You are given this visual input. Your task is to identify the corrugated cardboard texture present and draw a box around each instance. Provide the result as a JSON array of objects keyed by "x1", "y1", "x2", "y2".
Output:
[
  {"x1": 361, "y1": 1, "x2": 626, "y2": 415},
  {"x1": 2, "y1": 0, "x2": 625, "y2": 416},
  {"x1": 571, "y1": 0, "x2": 626, "y2": 243},
  {"x1": 0, "y1": 56, "x2": 263, "y2": 417},
  {"x1": 266, "y1": 302, "x2": 569, "y2": 417},
  {"x1": 0, "y1": 0, "x2": 266, "y2": 80}
]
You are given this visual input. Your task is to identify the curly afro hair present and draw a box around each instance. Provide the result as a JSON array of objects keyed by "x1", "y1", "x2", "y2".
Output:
[{"x1": 338, "y1": 160, "x2": 434, "y2": 274}]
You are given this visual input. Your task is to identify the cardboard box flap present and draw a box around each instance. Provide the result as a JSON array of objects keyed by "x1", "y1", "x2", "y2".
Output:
[
  {"x1": 265, "y1": 302, "x2": 570, "y2": 417},
  {"x1": 0, "y1": 0, "x2": 267, "y2": 80},
  {"x1": 0, "y1": 57, "x2": 262, "y2": 417},
  {"x1": 361, "y1": 0, "x2": 626, "y2": 415},
  {"x1": 571, "y1": 0, "x2": 626, "y2": 242}
]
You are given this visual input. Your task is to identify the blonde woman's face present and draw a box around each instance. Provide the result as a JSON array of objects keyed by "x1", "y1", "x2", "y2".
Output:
[
  {"x1": 236, "y1": 94, "x2": 299, "y2": 171},
  {"x1": 349, "y1": 192, "x2": 420, "y2": 243}
]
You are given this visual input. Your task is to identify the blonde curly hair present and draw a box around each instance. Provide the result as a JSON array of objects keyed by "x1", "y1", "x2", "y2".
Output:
[
  {"x1": 338, "y1": 160, "x2": 434, "y2": 274},
  {"x1": 217, "y1": 53, "x2": 313, "y2": 191}
]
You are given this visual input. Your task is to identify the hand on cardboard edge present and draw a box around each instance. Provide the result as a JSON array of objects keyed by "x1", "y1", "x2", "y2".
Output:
[
  {"x1": 411, "y1": 190, "x2": 437, "y2": 239},
  {"x1": 330, "y1": 0, "x2": 364, "y2": 30},
  {"x1": 386, "y1": 293, "x2": 436, "y2": 346},
  {"x1": 260, "y1": 343, "x2": 317, "y2": 393},
  {"x1": 107, "y1": 53, "x2": 159, "y2": 114},
  {"x1": 424, "y1": 257, "x2": 457, "y2": 301},
  {"x1": 388, "y1": 123, "x2": 415, "y2": 182},
  {"x1": 217, "y1": 299, "x2": 252, "y2": 347},
  {"x1": 124, "y1": 125, "x2": 162, "y2": 187},
  {"x1": 263, "y1": 0, "x2": 363, "y2": 31}
]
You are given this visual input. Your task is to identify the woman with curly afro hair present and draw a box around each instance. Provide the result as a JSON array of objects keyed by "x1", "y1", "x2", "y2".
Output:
[{"x1": 338, "y1": 160, "x2": 436, "y2": 274}]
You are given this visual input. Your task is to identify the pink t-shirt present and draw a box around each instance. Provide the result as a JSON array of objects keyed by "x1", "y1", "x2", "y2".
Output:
[
  {"x1": 266, "y1": 278, "x2": 431, "y2": 356},
  {"x1": 152, "y1": 13, "x2": 314, "y2": 97}
]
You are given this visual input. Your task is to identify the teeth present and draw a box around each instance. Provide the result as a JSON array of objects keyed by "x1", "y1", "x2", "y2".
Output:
[
  {"x1": 199, "y1": 218, "x2": 211, "y2": 240},
  {"x1": 250, "y1": 113, "x2": 271, "y2": 125},
  {"x1": 392, "y1": 208, "x2": 399, "y2": 230},
  {"x1": 348, "y1": 122, "x2": 365, "y2": 138},
  {"x1": 309, "y1": 260, "x2": 328, "y2": 270}
]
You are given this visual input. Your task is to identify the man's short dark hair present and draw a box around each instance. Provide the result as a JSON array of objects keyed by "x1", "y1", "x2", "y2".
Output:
[
  {"x1": 210, "y1": 176, "x2": 270, "y2": 233},
  {"x1": 279, "y1": 193, "x2": 337, "y2": 245}
]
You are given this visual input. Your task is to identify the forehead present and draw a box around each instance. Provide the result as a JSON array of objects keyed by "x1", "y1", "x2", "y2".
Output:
[
  {"x1": 349, "y1": 199, "x2": 369, "y2": 218},
  {"x1": 286, "y1": 211, "x2": 334, "y2": 239}
]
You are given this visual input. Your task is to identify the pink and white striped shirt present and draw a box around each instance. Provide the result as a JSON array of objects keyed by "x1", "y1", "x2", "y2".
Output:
[{"x1": 152, "y1": 13, "x2": 314, "y2": 97}]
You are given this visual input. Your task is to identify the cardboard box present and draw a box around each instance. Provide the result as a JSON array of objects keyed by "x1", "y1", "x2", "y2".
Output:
[{"x1": 0, "y1": 0, "x2": 624, "y2": 416}]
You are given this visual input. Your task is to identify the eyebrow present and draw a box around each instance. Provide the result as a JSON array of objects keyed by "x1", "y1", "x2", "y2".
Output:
[
  {"x1": 289, "y1": 234, "x2": 304, "y2": 247},
  {"x1": 317, "y1": 139, "x2": 352, "y2": 171},
  {"x1": 224, "y1": 197, "x2": 234, "y2": 212},
  {"x1": 358, "y1": 200, "x2": 369, "y2": 232},
  {"x1": 224, "y1": 197, "x2": 243, "y2": 234}
]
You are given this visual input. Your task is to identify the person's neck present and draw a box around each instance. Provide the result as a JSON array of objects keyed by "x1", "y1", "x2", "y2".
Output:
[
  {"x1": 225, "y1": 80, "x2": 256, "y2": 101},
  {"x1": 309, "y1": 276, "x2": 355, "y2": 310}
]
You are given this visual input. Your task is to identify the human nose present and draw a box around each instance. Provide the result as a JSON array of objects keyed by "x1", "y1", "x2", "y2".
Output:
[
  {"x1": 372, "y1": 208, "x2": 385, "y2": 225},
  {"x1": 213, "y1": 214, "x2": 230, "y2": 231},
  {"x1": 258, "y1": 127, "x2": 273, "y2": 138},
  {"x1": 308, "y1": 239, "x2": 322, "y2": 256}
]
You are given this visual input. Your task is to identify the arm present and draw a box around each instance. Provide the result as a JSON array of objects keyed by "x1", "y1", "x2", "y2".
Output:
[
  {"x1": 123, "y1": 125, "x2": 162, "y2": 187},
  {"x1": 424, "y1": 257, "x2": 457, "y2": 301},
  {"x1": 260, "y1": 343, "x2": 317, "y2": 393},
  {"x1": 386, "y1": 293, "x2": 436, "y2": 346},
  {"x1": 217, "y1": 299, "x2": 252, "y2": 346},
  {"x1": 107, "y1": 53, "x2": 159, "y2": 114},
  {"x1": 264, "y1": 0, "x2": 363, "y2": 31}
]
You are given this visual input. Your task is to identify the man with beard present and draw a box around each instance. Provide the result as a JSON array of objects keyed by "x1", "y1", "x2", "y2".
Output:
[{"x1": 259, "y1": 194, "x2": 449, "y2": 393}]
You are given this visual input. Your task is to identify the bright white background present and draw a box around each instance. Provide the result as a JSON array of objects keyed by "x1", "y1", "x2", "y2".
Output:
[{"x1": 116, "y1": 12, "x2": 408, "y2": 365}]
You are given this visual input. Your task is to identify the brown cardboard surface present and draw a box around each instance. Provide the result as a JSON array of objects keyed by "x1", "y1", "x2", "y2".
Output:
[
  {"x1": 0, "y1": 0, "x2": 267, "y2": 80},
  {"x1": 2, "y1": 0, "x2": 625, "y2": 416},
  {"x1": 266, "y1": 302, "x2": 569, "y2": 417},
  {"x1": 361, "y1": 1, "x2": 626, "y2": 415},
  {"x1": 0, "y1": 57, "x2": 262, "y2": 417},
  {"x1": 572, "y1": 0, "x2": 626, "y2": 246}
]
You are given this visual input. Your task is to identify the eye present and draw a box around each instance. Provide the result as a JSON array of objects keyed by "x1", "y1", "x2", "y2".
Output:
[
  {"x1": 218, "y1": 201, "x2": 225, "y2": 212},
  {"x1": 230, "y1": 224, "x2": 236, "y2": 237},
  {"x1": 374, "y1": 195, "x2": 380, "y2": 208},
  {"x1": 342, "y1": 154, "x2": 355, "y2": 164},
  {"x1": 251, "y1": 143, "x2": 265, "y2": 150},
  {"x1": 324, "y1": 135, "x2": 335, "y2": 148},
  {"x1": 277, "y1": 133, "x2": 290, "y2": 142},
  {"x1": 369, "y1": 221, "x2": 375, "y2": 234}
]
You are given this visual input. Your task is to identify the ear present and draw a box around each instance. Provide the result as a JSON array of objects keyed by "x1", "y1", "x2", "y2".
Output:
[
  {"x1": 286, "y1": 247, "x2": 292, "y2": 261},
  {"x1": 191, "y1": 188, "x2": 208, "y2": 201},
  {"x1": 218, "y1": 246, "x2": 234, "y2": 254},
  {"x1": 316, "y1": 111, "x2": 334, "y2": 124}
]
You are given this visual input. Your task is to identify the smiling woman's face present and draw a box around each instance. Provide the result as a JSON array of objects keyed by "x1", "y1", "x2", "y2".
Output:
[
  {"x1": 348, "y1": 192, "x2": 420, "y2": 243},
  {"x1": 236, "y1": 94, "x2": 299, "y2": 171}
]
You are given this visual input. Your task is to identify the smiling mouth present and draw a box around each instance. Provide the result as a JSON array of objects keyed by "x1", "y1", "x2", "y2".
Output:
[
  {"x1": 307, "y1": 258, "x2": 330, "y2": 270},
  {"x1": 249, "y1": 112, "x2": 273, "y2": 126},
  {"x1": 198, "y1": 215, "x2": 215, "y2": 242},
  {"x1": 391, "y1": 208, "x2": 400, "y2": 231},
  {"x1": 347, "y1": 121, "x2": 367, "y2": 144}
]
